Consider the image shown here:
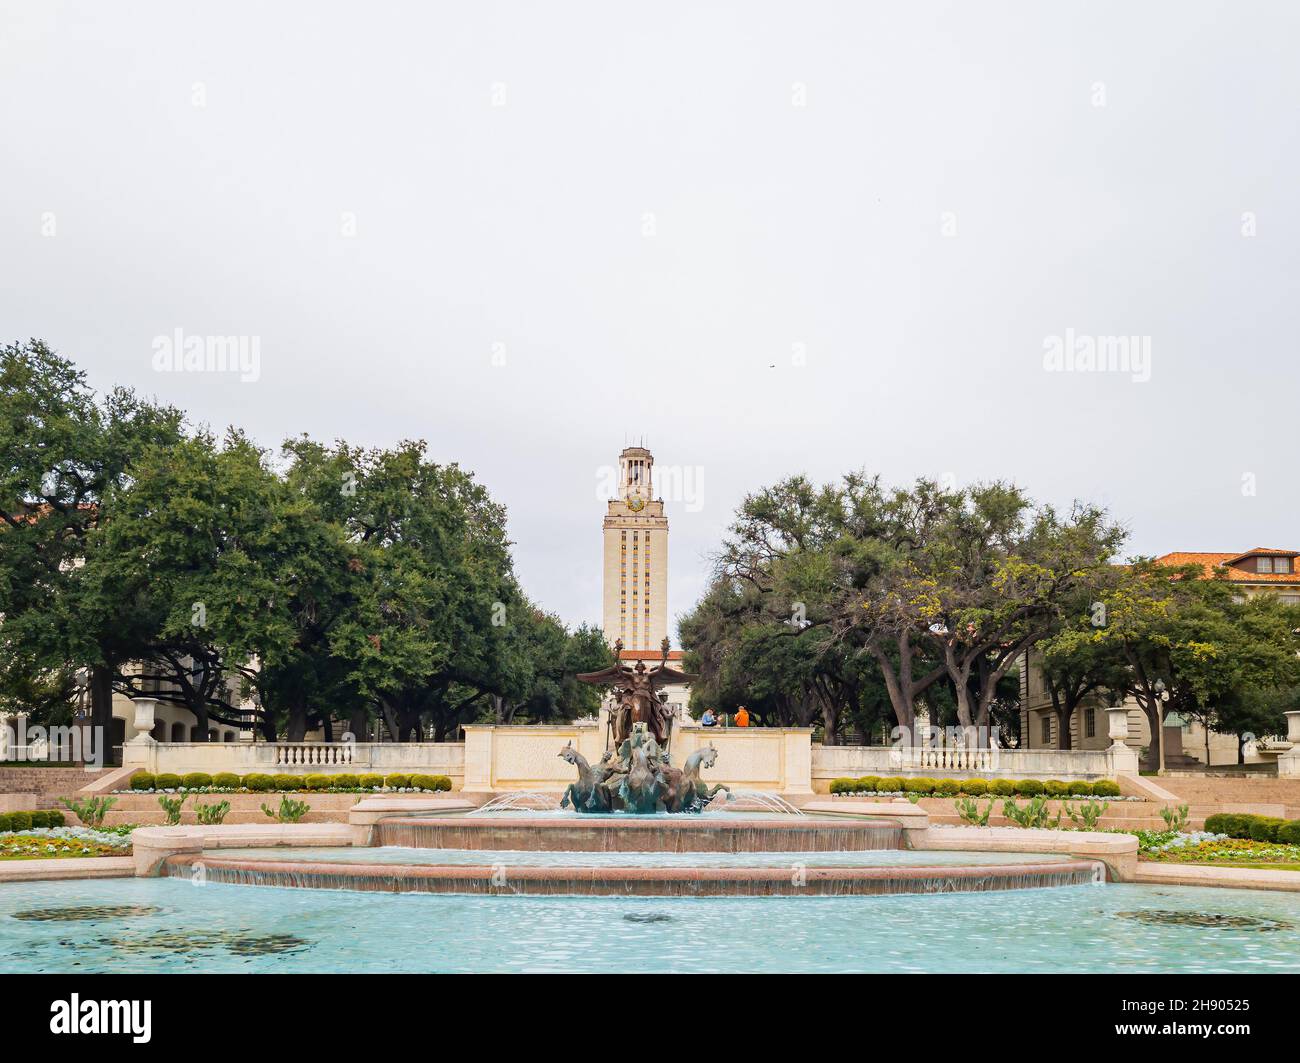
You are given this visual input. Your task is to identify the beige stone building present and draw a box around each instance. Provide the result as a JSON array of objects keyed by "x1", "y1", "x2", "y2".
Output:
[{"x1": 1020, "y1": 547, "x2": 1300, "y2": 768}]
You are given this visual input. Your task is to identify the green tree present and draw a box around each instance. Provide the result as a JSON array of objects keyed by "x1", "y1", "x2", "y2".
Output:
[{"x1": 0, "y1": 340, "x2": 182, "y2": 747}]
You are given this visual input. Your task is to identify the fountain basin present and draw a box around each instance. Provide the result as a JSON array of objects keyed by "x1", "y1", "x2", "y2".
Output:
[
  {"x1": 164, "y1": 853, "x2": 1103, "y2": 896},
  {"x1": 374, "y1": 815, "x2": 903, "y2": 852}
]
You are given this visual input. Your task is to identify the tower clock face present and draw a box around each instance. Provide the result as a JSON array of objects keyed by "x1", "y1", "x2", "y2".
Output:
[{"x1": 626, "y1": 492, "x2": 646, "y2": 512}]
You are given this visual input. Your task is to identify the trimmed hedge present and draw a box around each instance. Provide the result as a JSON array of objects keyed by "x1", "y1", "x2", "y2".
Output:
[
  {"x1": 0, "y1": 809, "x2": 71, "y2": 831},
  {"x1": 1204, "y1": 812, "x2": 1299, "y2": 843},
  {"x1": 116, "y1": 770, "x2": 457, "y2": 794},
  {"x1": 827, "y1": 776, "x2": 1121, "y2": 799},
  {"x1": 1250, "y1": 817, "x2": 1287, "y2": 843}
]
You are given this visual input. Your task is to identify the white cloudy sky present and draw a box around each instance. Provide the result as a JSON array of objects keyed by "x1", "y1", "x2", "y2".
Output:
[{"x1": 2, "y1": 1, "x2": 1298, "y2": 638}]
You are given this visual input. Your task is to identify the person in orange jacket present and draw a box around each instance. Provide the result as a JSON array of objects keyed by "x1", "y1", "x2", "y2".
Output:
[{"x1": 734, "y1": 705, "x2": 750, "y2": 727}]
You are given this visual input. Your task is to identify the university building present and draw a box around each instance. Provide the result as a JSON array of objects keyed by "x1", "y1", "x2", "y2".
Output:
[{"x1": 1020, "y1": 547, "x2": 1300, "y2": 769}]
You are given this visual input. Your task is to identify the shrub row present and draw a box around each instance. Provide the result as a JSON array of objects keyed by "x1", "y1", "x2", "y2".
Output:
[
  {"x1": 129, "y1": 770, "x2": 453, "y2": 793},
  {"x1": 0, "y1": 810, "x2": 68, "y2": 832},
  {"x1": 828, "y1": 776, "x2": 1121, "y2": 798},
  {"x1": 1204, "y1": 812, "x2": 1300, "y2": 844}
]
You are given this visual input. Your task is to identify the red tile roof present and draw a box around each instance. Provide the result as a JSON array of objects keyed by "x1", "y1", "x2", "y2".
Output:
[
  {"x1": 1155, "y1": 551, "x2": 1300, "y2": 584},
  {"x1": 618, "y1": 649, "x2": 683, "y2": 660}
]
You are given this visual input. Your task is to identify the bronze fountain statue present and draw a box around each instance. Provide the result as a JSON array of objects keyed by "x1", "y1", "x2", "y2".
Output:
[{"x1": 559, "y1": 638, "x2": 728, "y2": 814}]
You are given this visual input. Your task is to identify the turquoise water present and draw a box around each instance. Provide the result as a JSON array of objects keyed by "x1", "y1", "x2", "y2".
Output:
[
  {"x1": 213, "y1": 846, "x2": 1077, "y2": 868},
  {"x1": 3, "y1": 877, "x2": 1299, "y2": 973}
]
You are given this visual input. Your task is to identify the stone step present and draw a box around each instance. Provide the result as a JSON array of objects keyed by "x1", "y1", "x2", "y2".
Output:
[
  {"x1": 924, "y1": 813, "x2": 1194, "y2": 831},
  {"x1": 102, "y1": 808, "x2": 349, "y2": 827},
  {"x1": 0, "y1": 767, "x2": 115, "y2": 794},
  {"x1": 91, "y1": 792, "x2": 367, "y2": 811}
]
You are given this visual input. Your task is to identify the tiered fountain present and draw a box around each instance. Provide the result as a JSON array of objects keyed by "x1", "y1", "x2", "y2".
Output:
[{"x1": 156, "y1": 727, "x2": 1105, "y2": 897}]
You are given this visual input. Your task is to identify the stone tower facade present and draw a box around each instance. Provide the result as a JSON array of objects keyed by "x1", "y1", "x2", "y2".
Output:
[{"x1": 601, "y1": 446, "x2": 669, "y2": 652}]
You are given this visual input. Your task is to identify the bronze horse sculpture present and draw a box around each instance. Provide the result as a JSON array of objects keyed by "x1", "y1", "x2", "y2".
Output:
[
  {"x1": 665, "y1": 743, "x2": 729, "y2": 813},
  {"x1": 559, "y1": 731, "x2": 728, "y2": 815}
]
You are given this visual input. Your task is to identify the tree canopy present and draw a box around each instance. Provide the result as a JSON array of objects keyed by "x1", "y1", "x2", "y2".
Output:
[{"x1": 0, "y1": 340, "x2": 612, "y2": 743}]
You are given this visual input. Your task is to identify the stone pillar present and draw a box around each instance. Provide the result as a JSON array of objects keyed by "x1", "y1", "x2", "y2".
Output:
[
  {"x1": 783, "y1": 728, "x2": 815, "y2": 796},
  {"x1": 1279, "y1": 712, "x2": 1300, "y2": 778},
  {"x1": 461, "y1": 726, "x2": 494, "y2": 792}
]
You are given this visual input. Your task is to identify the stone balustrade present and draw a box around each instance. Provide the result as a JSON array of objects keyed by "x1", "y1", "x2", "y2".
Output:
[
  {"x1": 118, "y1": 725, "x2": 1141, "y2": 794},
  {"x1": 812, "y1": 742, "x2": 1138, "y2": 787},
  {"x1": 123, "y1": 740, "x2": 466, "y2": 782}
]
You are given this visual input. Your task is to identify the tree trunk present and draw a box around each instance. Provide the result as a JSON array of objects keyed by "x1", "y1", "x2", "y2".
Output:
[
  {"x1": 88, "y1": 663, "x2": 115, "y2": 751},
  {"x1": 1139, "y1": 700, "x2": 1161, "y2": 771},
  {"x1": 348, "y1": 706, "x2": 369, "y2": 742},
  {"x1": 285, "y1": 693, "x2": 308, "y2": 742},
  {"x1": 820, "y1": 700, "x2": 840, "y2": 745},
  {"x1": 191, "y1": 702, "x2": 210, "y2": 742},
  {"x1": 1054, "y1": 704, "x2": 1073, "y2": 750}
]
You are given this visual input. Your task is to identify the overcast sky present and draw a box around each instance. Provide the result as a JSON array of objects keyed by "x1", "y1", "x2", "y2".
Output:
[{"x1": 3, "y1": 1, "x2": 1298, "y2": 639}]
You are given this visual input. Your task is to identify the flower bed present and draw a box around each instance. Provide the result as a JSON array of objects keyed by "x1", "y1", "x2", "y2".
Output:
[
  {"x1": 0, "y1": 826, "x2": 132, "y2": 860},
  {"x1": 1132, "y1": 829, "x2": 1300, "y2": 868}
]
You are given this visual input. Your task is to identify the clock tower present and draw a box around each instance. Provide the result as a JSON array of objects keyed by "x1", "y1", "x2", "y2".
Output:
[{"x1": 602, "y1": 445, "x2": 669, "y2": 652}]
